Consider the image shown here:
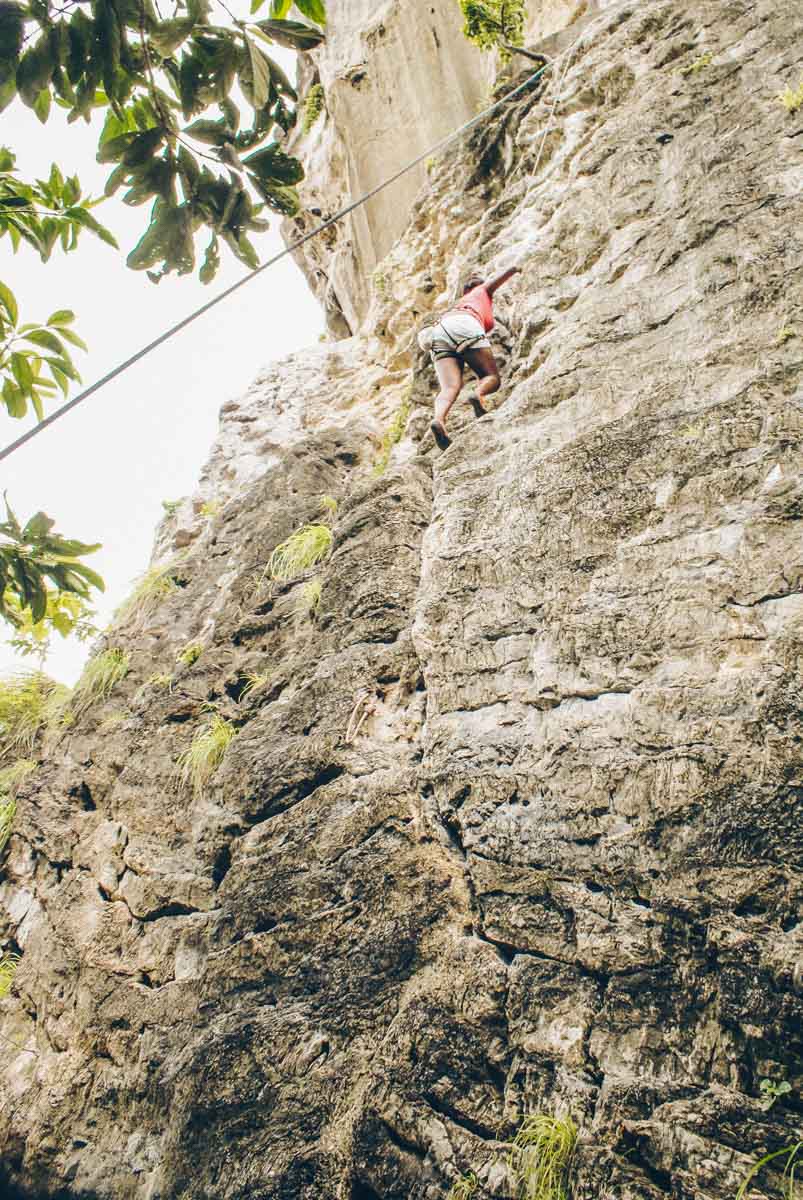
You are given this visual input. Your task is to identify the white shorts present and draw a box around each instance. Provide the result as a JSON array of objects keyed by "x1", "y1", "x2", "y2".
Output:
[{"x1": 418, "y1": 311, "x2": 491, "y2": 360}]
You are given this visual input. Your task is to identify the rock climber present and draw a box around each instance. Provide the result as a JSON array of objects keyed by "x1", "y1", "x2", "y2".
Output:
[{"x1": 419, "y1": 264, "x2": 522, "y2": 450}]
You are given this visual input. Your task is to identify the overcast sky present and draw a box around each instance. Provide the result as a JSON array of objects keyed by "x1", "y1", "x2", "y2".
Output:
[{"x1": 0, "y1": 33, "x2": 323, "y2": 685}]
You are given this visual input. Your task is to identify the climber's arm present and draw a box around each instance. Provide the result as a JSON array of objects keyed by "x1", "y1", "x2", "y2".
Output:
[{"x1": 485, "y1": 265, "x2": 522, "y2": 296}]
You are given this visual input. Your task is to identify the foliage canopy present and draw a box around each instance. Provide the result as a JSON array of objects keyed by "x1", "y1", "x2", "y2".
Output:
[
  {"x1": 0, "y1": 146, "x2": 117, "y2": 636},
  {"x1": 459, "y1": 0, "x2": 527, "y2": 60},
  {"x1": 0, "y1": 146, "x2": 115, "y2": 424},
  {"x1": 0, "y1": 1, "x2": 328, "y2": 640},
  {"x1": 0, "y1": 498, "x2": 104, "y2": 629},
  {"x1": 0, "y1": 0, "x2": 327, "y2": 283}
]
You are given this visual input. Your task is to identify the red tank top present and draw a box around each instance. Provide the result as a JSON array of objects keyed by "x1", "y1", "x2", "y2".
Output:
[{"x1": 456, "y1": 285, "x2": 494, "y2": 332}]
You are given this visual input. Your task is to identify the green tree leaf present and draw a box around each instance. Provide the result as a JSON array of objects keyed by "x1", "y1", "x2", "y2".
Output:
[
  {"x1": 249, "y1": 176, "x2": 299, "y2": 215},
  {"x1": 294, "y1": 0, "x2": 326, "y2": 26},
  {"x1": 22, "y1": 327, "x2": 65, "y2": 354},
  {"x1": 52, "y1": 326, "x2": 88, "y2": 351},
  {"x1": 199, "y1": 232, "x2": 219, "y2": 284},
  {"x1": 149, "y1": 17, "x2": 197, "y2": 57},
  {"x1": 253, "y1": 18, "x2": 325, "y2": 50},
  {"x1": 243, "y1": 141, "x2": 304, "y2": 184},
  {"x1": 183, "y1": 117, "x2": 233, "y2": 145},
  {"x1": 15, "y1": 34, "x2": 53, "y2": 107},
  {"x1": 9, "y1": 350, "x2": 33, "y2": 391},
  {"x1": 46, "y1": 309, "x2": 75, "y2": 326},
  {"x1": 64, "y1": 206, "x2": 118, "y2": 248},
  {"x1": 0, "y1": 3, "x2": 24, "y2": 87},
  {"x1": 32, "y1": 85, "x2": 50, "y2": 122},
  {"x1": 0, "y1": 279, "x2": 18, "y2": 323},
  {"x1": 2, "y1": 377, "x2": 25, "y2": 417},
  {"x1": 244, "y1": 33, "x2": 273, "y2": 109}
]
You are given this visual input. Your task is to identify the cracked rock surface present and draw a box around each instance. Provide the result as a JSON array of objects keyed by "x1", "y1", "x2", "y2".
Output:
[{"x1": 1, "y1": 0, "x2": 802, "y2": 1197}]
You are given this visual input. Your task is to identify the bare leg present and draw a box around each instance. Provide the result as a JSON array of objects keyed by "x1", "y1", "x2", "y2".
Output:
[
  {"x1": 431, "y1": 356, "x2": 463, "y2": 448},
  {"x1": 433, "y1": 356, "x2": 463, "y2": 427},
  {"x1": 463, "y1": 346, "x2": 501, "y2": 415}
]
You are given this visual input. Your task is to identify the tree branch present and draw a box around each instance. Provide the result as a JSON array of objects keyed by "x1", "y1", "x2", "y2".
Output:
[{"x1": 501, "y1": 41, "x2": 550, "y2": 66}]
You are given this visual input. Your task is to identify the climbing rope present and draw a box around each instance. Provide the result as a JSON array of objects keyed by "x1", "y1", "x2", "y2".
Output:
[{"x1": 0, "y1": 3, "x2": 623, "y2": 466}]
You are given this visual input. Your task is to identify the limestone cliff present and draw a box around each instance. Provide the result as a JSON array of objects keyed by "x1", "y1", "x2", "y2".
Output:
[{"x1": 2, "y1": 1, "x2": 803, "y2": 1198}]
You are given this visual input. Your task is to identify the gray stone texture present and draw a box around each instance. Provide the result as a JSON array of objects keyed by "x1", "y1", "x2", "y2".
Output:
[{"x1": 1, "y1": 0, "x2": 802, "y2": 1197}]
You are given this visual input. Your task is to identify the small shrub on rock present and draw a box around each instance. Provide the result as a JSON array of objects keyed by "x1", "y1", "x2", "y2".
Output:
[
  {"x1": 115, "y1": 560, "x2": 180, "y2": 631},
  {"x1": 177, "y1": 642, "x2": 204, "y2": 667},
  {"x1": 178, "y1": 713, "x2": 236, "y2": 797},
  {"x1": 0, "y1": 673, "x2": 70, "y2": 759},
  {"x1": 374, "y1": 396, "x2": 412, "y2": 476},
  {"x1": 0, "y1": 953, "x2": 19, "y2": 998},
  {"x1": 269, "y1": 524, "x2": 332, "y2": 581},
  {"x1": 778, "y1": 79, "x2": 803, "y2": 113},
  {"x1": 302, "y1": 83, "x2": 325, "y2": 133},
  {"x1": 72, "y1": 649, "x2": 130, "y2": 718},
  {"x1": 297, "y1": 578, "x2": 322, "y2": 617},
  {"x1": 507, "y1": 1113, "x2": 577, "y2": 1200}
]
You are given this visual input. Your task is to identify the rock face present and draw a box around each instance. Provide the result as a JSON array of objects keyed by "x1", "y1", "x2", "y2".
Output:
[
  {"x1": 2, "y1": 1, "x2": 803, "y2": 1198},
  {"x1": 281, "y1": 0, "x2": 490, "y2": 336},
  {"x1": 282, "y1": 0, "x2": 596, "y2": 336}
]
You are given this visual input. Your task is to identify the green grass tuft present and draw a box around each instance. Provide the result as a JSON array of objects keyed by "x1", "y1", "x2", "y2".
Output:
[
  {"x1": 269, "y1": 523, "x2": 332, "y2": 582},
  {"x1": 177, "y1": 713, "x2": 236, "y2": 796},
  {"x1": 736, "y1": 1141, "x2": 803, "y2": 1200},
  {"x1": 0, "y1": 759, "x2": 32, "y2": 854},
  {"x1": 778, "y1": 79, "x2": 803, "y2": 113},
  {"x1": 0, "y1": 952, "x2": 19, "y2": 999},
  {"x1": 297, "y1": 578, "x2": 322, "y2": 617},
  {"x1": 507, "y1": 1113, "x2": 577, "y2": 1200},
  {"x1": 0, "y1": 759, "x2": 36, "y2": 795},
  {"x1": 0, "y1": 797, "x2": 15, "y2": 856},
  {"x1": 373, "y1": 269, "x2": 390, "y2": 299},
  {"x1": 681, "y1": 50, "x2": 713, "y2": 76},
  {"x1": 200, "y1": 499, "x2": 221, "y2": 518},
  {"x1": 177, "y1": 642, "x2": 203, "y2": 667},
  {"x1": 320, "y1": 494, "x2": 338, "y2": 521},
  {"x1": 115, "y1": 560, "x2": 181, "y2": 630},
  {"x1": 448, "y1": 1172, "x2": 478, "y2": 1200},
  {"x1": 71, "y1": 649, "x2": 130, "y2": 719},
  {"x1": 97, "y1": 710, "x2": 129, "y2": 733},
  {"x1": 241, "y1": 671, "x2": 271, "y2": 700},
  {"x1": 373, "y1": 396, "x2": 412, "y2": 476},
  {"x1": 0, "y1": 673, "x2": 71, "y2": 760},
  {"x1": 147, "y1": 673, "x2": 173, "y2": 690}
]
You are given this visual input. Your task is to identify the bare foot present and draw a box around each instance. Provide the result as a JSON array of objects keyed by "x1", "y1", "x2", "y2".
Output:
[{"x1": 431, "y1": 420, "x2": 451, "y2": 450}]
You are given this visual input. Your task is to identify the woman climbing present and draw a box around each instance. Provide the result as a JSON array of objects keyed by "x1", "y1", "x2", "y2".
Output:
[{"x1": 419, "y1": 264, "x2": 521, "y2": 450}]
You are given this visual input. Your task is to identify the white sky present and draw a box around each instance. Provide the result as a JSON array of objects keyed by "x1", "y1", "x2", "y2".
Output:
[{"x1": 0, "y1": 32, "x2": 324, "y2": 685}]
